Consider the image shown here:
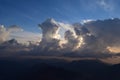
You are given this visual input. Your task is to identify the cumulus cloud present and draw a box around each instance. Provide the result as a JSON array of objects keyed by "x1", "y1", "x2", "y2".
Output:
[
  {"x1": 0, "y1": 25, "x2": 9, "y2": 43},
  {"x1": 37, "y1": 18, "x2": 61, "y2": 52},
  {"x1": 10, "y1": 31, "x2": 41, "y2": 45},
  {"x1": 32, "y1": 18, "x2": 120, "y2": 57},
  {"x1": 84, "y1": 18, "x2": 120, "y2": 53},
  {"x1": 0, "y1": 25, "x2": 23, "y2": 44},
  {"x1": 0, "y1": 24, "x2": 41, "y2": 46},
  {"x1": 38, "y1": 18, "x2": 60, "y2": 41},
  {"x1": 63, "y1": 30, "x2": 84, "y2": 51},
  {"x1": 1, "y1": 18, "x2": 120, "y2": 58},
  {"x1": 84, "y1": 18, "x2": 120, "y2": 45},
  {"x1": 37, "y1": 19, "x2": 84, "y2": 51}
]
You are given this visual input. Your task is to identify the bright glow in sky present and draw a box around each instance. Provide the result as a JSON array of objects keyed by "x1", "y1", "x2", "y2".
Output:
[{"x1": 107, "y1": 46, "x2": 120, "y2": 53}]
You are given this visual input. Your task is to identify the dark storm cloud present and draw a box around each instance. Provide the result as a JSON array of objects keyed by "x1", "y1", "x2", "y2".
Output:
[
  {"x1": 73, "y1": 23, "x2": 107, "y2": 53},
  {"x1": 73, "y1": 23, "x2": 90, "y2": 36},
  {"x1": 84, "y1": 18, "x2": 120, "y2": 47}
]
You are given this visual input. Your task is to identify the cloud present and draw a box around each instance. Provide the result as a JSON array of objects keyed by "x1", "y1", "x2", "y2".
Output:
[
  {"x1": 97, "y1": 0, "x2": 114, "y2": 11},
  {"x1": 0, "y1": 25, "x2": 23, "y2": 44},
  {"x1": 10, "y1": 31, "x2": 41, "y2": 45},
  {"x1": 8, "y1": 25, "x2": 23, "y2": 32},
  {"x1": 107, "y1": 46, "x2": 120, "y2": 53},
  {"x1": 37, "y1": 19, "x2": 84, "y2": 52},
  {"x1": 0, "y1": 24, "x2": 40, "y2": 46},
  {"x1": 73, "y1": 23, "x2": 107, "y2": 54},
  {"x1": 0, "y1": 25, "x2": 41, "y2": 55},
  {"x1": 63, "y1": 30, "x2": 84, "y2": 51},
  {"x1": 0, "y1": 25, "x2": 9, "y2": 43},
  {"x1": 37, "y1": 18, "x2": 61, "y2": 52},
  {"x1": 0, "y1": 25, "x2": 26, "y2": 55},
  {"x1": 84, "y1": 18, "x2": 120, "y2": 53},
  {"x1": 80, "y1": 19, "x2": 94, "y2": 24},
  {"x1": 1, "y1": 18, "x2": 120, "y2": 58},
  {"x1": 38, "y1": 18, "x2": 60, "y2": 41},
  {"x1": 33, "y1": 18, "x2": 120, "y2": 57}
]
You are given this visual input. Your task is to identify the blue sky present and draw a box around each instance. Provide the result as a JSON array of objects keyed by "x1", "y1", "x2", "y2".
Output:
[{"x1": 0, "y1": 0, "x2": 120, "y2": 32}]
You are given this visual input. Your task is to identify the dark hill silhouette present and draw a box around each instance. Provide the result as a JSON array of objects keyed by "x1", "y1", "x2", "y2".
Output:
[{"x1": 0, "y1": 58, "x2": 120, "y2": 80}]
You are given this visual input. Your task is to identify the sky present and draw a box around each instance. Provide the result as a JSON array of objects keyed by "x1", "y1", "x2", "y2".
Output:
[
  {"x1": 1, "y1": 0, "x2": 120, "y2": 57},
  {"x1": 0, "y1": 0, "x2": 120, "y2": 32}
]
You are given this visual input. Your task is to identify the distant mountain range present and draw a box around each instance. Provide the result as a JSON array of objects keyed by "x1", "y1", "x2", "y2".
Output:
[{"x1": 0, "y1": 58, "x2": 120, "y2": 80}]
